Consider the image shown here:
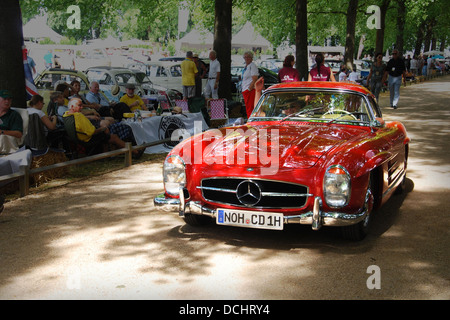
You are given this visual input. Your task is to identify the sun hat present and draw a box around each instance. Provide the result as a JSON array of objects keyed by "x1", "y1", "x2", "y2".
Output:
[
  {"x1": 111, "y1": 85, "x2": 120, "y2": 96},
  {"x1": 172, "y1": 106, "x2": 183, "y2": 114}
]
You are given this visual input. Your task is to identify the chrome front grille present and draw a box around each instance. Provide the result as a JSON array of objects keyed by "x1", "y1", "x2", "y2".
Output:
[{"x1": 198, "y1": 178, "x2": 311, "y2": 209}]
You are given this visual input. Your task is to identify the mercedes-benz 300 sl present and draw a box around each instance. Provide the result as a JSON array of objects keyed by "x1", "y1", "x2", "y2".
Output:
[{"x1": 154, "y1": 81, "x2": 409, "y2": 240}]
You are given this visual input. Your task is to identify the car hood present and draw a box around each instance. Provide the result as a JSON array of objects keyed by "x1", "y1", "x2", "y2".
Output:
[{"x1": 201, "y1": 123, "x2": 363, "y2": 169}]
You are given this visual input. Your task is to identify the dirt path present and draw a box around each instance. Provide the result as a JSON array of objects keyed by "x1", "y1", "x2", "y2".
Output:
[{"x1": 1, "y1": 76, "x2": 449, "y2": 300}]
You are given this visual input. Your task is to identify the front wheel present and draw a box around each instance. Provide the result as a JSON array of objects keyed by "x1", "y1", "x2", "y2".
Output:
[{"x1": 341, "y1": 178, "x2": 374, "y2": 241}]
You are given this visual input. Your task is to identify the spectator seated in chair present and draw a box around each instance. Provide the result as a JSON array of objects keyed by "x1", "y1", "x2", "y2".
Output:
[
  {"x1": 85, "y1": 81, "x2": 131, "y2": 121},
  {"x1": 27, "y1": 94, "x2": 58, "y2": 134},
  {"x1": 26, "y1": 94, "x2": 63, "y2": 151},
  {"x1": 63, "y1": 98, "x2": 142, "y2": 158},
  {"x1": 0, "y1": 90, "x2": 23, "y2": 155},
  {"x1": 119, "y1": 83, "x2": 148, "y2": 112},
  {"x1": 69, "y1": 79, "x2": 115, "y2": 129}
]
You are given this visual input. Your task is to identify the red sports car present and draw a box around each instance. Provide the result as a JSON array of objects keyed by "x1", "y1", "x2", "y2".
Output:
[{"x1": 154, "y1": 81, "x2": 410, "y2": 240}]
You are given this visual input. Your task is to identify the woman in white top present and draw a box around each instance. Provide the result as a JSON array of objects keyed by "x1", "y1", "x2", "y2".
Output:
[
  {"x1": 27, "y1": 94, "x2": 57, "y2": 135},
  {"x1": 241, "y1": 51, "x2": 259, "y2": 118}
]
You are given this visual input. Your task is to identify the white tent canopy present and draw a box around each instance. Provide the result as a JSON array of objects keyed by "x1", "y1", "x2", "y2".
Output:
[
  {"x1": 423, "y1": 50, "x2": 445, "y2": 56},
  {"x1": 232, "y1": 22, "x2": 271, "y2": 52},
  {"x1": 175, "y1": 29, "x2": 214, "y2": 51},
  {"x1": 86, "y1": 35, "x2": 122, "y2": 48},
  {"x1": 176, "y1": 23, "x2": 272, "y2": 53},
  {"x1": 23, "y1": 15, "x2": 63, "y2": 43}
]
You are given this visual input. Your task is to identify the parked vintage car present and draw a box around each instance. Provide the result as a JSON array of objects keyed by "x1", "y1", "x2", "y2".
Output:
[
  {"x1": 154, "y1": 81, "x2": 409, "y2": 240},
  {"x1": 132, "y1": 70, "x2": 182, "y2": 100},
  {"x1": 85, "y1": 66, "x2": 145, "y2": 102},
  {"x1": 33, "y1": 68, "x2": 91, "y2": 113},
  {"x1": 259, "y1": 58, "x2": 283, "y2": 73},
  {"x1": 132, "y1": 70, "x2": 183, "y2": 108},
  {"x1": 128, "y1": 61, "x2": 207, "y2": 93}
]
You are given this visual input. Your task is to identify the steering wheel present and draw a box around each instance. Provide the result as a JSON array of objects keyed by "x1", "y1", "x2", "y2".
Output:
[{"x1": 321, "y1": 109, "x2": 357, "y2": 120}]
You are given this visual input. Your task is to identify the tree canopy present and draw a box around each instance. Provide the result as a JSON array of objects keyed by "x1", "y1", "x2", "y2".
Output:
[{"x1": 20, "y1": 0, "x2": 449, "y2": 56}]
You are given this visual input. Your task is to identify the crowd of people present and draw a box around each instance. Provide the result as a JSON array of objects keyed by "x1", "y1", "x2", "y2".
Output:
[
  {"x1": 0, "y1": 79, "x2": 147, "y2": 157},
  {"x1": 180, "y1": 50, "x2": 221, "y2": 101},
  {"x1": 3, "y1": 46, "x2": 448, "y2": 156},
  {"x1": 244, "y1": 49, "x2": 448, "y2": 116}
]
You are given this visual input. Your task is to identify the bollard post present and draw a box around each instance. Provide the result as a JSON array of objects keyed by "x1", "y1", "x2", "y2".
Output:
[{"x1": 124, "y1": 142, "x2": 132, "y2": 167}]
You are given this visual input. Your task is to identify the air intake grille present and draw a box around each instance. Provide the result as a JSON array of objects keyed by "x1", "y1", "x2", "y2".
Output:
[{"x1": 199, "y1": 178, "x2": 310, "y2": 209}]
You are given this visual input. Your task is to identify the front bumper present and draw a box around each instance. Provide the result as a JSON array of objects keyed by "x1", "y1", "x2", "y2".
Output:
[{"x1": 154, "y1": 191, "x2": 369, "y2": 230}]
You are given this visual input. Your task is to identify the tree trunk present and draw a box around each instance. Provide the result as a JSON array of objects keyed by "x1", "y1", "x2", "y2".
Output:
[
  {"x1": 423, "y1": 18, "x2": 435, "y2": 53},
  {"x1": 295, "y1": 0, "x2": 308, "y2": 81},
  {"x1": 375, "y1": 0, "x2": 390, "y2": 54},
  {"x1": 214, "y1": 0, "x2": 232, "y2": 100},
  {"x1": 395, "y1": 0, "x2": 406, "y2": 54},
  {"x1": 413, "y1": 20, "x2": 425, "y2": 58},
  {"x1": 0, "y1": 0, "x2": 26, "y2": 108},
  {"x1": 439, "y1": 35, "x2": 446, "y2": 52},
  {"x1": 344, "y1": 0, "x2": 358, "y2": 71}
]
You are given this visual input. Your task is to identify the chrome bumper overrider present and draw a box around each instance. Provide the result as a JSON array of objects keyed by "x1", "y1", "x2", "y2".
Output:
[{"x1": 153, "y1": 192, "x2": 370, "y2": 230}]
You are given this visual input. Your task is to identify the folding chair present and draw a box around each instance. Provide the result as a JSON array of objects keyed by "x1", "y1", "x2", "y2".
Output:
[
  {"x1": 208, "y1": 99, "x2": 228, "y2": 120},
  {"x1": 174, "y1": 100, "x2": 189, "y2": 112},
  {"x1": 160, "y1": 100, "x2": 171, "y2": 111},
  {"x1": 62, "y1": 115, "x2": 107, "y2": 159}
]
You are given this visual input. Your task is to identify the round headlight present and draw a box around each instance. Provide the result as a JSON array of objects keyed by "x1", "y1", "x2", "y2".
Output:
[
  {"x1": 163, "y1": 155, "x2": 186, "y2": 196},
  {"x1": 323, "y1": 166, "x2": 351, "y2": 208}
]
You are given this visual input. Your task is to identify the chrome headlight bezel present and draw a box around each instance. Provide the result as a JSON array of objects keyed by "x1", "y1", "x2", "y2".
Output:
[
  {"x1": 323, "y1": 165, "x2": 351, "y2": 208},
  {"x1": 163, "y1": 155, "x2": 186, "y2": 196}
]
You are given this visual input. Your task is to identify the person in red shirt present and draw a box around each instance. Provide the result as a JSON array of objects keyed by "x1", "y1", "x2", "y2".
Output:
[
  {"x1": 308, "y1": 53, "x2": 336, "y2": 82},
  {"x1": 278, "y1": 55, "x2": 300, "y2": 83}
]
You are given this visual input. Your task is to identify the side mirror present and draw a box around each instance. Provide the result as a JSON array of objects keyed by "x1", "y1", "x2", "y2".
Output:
[
  {"x1": 374, "y1": 117, "x2": 385, "y2": 127},
  {"x1": 370, "y1": 117, "x2": 385, "y2": 131}
]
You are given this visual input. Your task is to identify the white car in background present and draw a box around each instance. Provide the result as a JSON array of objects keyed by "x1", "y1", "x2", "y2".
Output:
[
  {"x1": 85, "y1": 66, "x2": 144, "y2": 102},
  {"x1": 127, "y1": 61, "x2": 207, "y2": 93},
  {"x1": 132, "y1": 70, "x2": 183, "y2": 103}
]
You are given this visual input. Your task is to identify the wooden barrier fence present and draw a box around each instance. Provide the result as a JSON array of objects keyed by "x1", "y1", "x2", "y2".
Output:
[{"x1": 0, "y1": 138, "x2": 171, "y2": 198}]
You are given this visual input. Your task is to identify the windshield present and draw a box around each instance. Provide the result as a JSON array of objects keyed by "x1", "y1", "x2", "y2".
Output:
[
  {"x1": 134, "y1": 72, "x2": 152, "y2": 84},
  {"x1": 251, "y1": 90, "x2": 374, "y2": 125},
  {"x1": 115, "y1": 73, "x2": 138, "y2": 85}
]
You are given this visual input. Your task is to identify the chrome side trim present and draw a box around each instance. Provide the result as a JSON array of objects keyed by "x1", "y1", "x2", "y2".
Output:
[{"x1": 383, "y1": 168, "x2": 406, "y2": 197}]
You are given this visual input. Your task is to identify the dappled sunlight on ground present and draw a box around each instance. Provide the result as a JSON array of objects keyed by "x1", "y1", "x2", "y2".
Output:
[{"x1": 0, "y1": 77, "x2": 449, "y2": 299}]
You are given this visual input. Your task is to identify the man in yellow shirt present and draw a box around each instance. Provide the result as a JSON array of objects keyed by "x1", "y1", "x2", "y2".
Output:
[
  {"x1": 180, "y1": 51, "x2": 198, "y2": 99},
  {"x1": 63, "y1": 98, "x2": 143, "y2": 157},
  {"x1": 119, "y1": 83, "x2": 148, "y2": 112}
]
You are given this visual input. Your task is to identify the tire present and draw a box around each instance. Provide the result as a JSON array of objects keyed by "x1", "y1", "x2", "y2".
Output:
[
  {"x1": 341, "y1": 176, "x2": 375, "y2": 241},
  {"x1": 394, "y1": 173, "x2": 406, "y2": 194},
  {"x1": 183, "y1": 213, "x2": 213, "y2": 226}
]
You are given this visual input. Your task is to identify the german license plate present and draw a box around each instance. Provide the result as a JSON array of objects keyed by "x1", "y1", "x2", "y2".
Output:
[{"x1": 216, "y1": 208, "x2": 284, "y2": 230}]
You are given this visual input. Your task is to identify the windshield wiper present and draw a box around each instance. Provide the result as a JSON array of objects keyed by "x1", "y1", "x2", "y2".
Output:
[{"x1": 280, "y1": 107, "x2": 324, "y2": 122}]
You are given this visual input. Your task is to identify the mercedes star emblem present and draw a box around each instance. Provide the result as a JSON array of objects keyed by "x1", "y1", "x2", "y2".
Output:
[{"x1": 236, "y1": 180, "x2": 262, "y2": 206}]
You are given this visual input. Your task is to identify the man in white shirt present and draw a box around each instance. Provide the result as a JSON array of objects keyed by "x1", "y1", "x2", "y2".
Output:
[
  {"x1": 410, "y1": 56, "x2": 418, "y2": 76},
  {"x1": 204, "y1": 50, "x2": 221, "y2": 99},
  {"x1": 347, "y1": 65, "x2": 360, "y2": 82}
]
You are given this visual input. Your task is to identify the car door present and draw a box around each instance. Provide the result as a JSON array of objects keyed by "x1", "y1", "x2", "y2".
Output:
[{"x1": 148, "y1": 65, "x2": 171, "y2": 90}]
